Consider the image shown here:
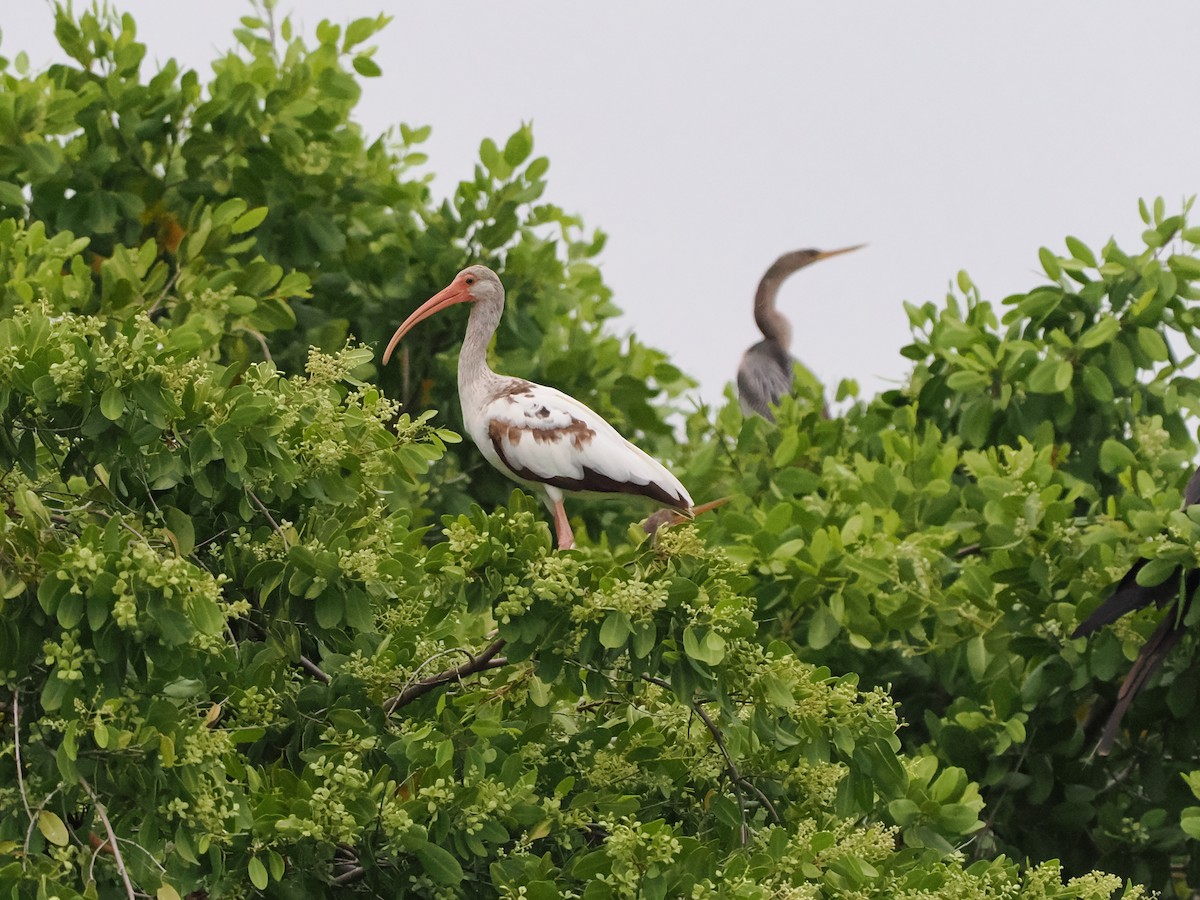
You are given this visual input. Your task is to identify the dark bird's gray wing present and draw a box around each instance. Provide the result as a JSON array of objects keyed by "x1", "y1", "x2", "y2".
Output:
[
  {"x1": 1184, "y1": 464, "x2": 1200, "y2": 507},
  {"x1": 737, "y1": 341, "x2": 793, "y2": 421}
]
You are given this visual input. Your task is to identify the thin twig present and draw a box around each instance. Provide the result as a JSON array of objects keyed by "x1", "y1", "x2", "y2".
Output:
[
  {"x1": 12, "y1": 691, "x2": 34, "y2": 866},
  {"x1": 641, "y1": 674, "x2": 781, "y2": 837},
  {"x1": 23, "y1": 789, "x2": 58, "y2": 864},
  {"x1": 396, "y1": 647, "x2": 475, "y2": 689},
  {"x1": 246, "y1": 489, "x2": 289, "y2": 548},
  {"x1": 300, "y1": 655, "x2": 331, "y2": 684},
  {"x1": 331, "y1": 865, "x2": 365, "y2": 887},
  {"x1": 87, "y1": 835, "x2": 105, "y2": 884},
  {"x1": 145, "y1": 265, "x2": 181, "y2": 318},
  {"x1": 385, "y1": 639, "x2": 508, "y2": 714},
  {"x1": 687, "y1": 694, "x2": 749, "y2": 843},
  {"x1": 79, "y1": 777, "x2": 136, "y2": 900},
  {"x1": 241, "y1": 327, "x2": 275, "y2": 364},
  {"x1": 974, "y1": 722, "x2": 1036, "y2": 860},
  {"x1": 264, "y1": 0, "x2": 279, "y2": 49},
  {"x1": 400, "y1": 344, "x2": 411, "y2": 410},
  {"x1": 194, "y1": 527, "x2": 231, "y2": 551}
]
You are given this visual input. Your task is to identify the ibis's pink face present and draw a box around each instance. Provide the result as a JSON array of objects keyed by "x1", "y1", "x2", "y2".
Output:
[{"x1": 382, "y1": 270, "x2": 481, "y2": 365}]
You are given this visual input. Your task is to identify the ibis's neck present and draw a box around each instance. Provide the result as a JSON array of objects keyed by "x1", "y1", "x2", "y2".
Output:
[
  {"x1": 457, "y1": 297, "x2": 506, "y2": 412},
  {"x1": 753, "y1": 272, "x2": 793, "y2": 349}
]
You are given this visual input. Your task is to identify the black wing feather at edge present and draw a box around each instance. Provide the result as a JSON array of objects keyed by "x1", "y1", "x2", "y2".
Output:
[
  {"x1": 489, "y1": 433, "x2": 690, "y2": 511},
  {"x1": 1074, "y1": 463, "x2": 1200, "y2": 754}
]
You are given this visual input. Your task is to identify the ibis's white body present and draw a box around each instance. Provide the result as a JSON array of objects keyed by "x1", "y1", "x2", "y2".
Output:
[
  {"x1": 386, "y1": 265, "x2": 692, "y2": 548},
  {"x1": 461, "y1": 373, "x2": 692, "y2": 513}
]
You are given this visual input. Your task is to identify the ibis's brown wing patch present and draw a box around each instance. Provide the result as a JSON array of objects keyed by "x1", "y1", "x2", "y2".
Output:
[{"x1": 488, "y1": 419, "x2": 689, "y2": 510}]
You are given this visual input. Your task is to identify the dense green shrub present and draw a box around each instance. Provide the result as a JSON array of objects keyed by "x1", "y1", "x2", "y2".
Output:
[
  {"x1": 0, "y1": 4, "x2": 1180, "y2": 898},
  {"x1": 672, "y1": 207, "x2": 1200, "y2": 889}
]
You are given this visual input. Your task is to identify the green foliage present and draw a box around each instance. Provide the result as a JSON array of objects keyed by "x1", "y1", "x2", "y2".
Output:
[
  {"x1": 671, "y1": 216, "x2": 1200, "y2": 892},
  {"x1": 901, "y1": 207, "x2": 1200, "y2": 487},
  {"x1": 0, "y1": 232, "x2": 1115, "y2": 895},
  {"x1": 0, "y1": 2, "x2": 689, "y2": 533},
  {"x1": 0, "y1": 4, "x2": 1168, "y2": 899}
]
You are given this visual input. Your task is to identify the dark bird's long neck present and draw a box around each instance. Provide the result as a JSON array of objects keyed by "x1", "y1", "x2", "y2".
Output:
[
  {"x1": 752, "y1": 247, "x2": 858, "y2": 350},
  {"x1": 753, "y1": 255, "x2": 813, "y2": 350}
]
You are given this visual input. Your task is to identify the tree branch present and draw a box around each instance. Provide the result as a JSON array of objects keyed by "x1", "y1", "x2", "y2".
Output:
[
  {"x1": 245, "y1": 488, "x2": 288, "y2": 548},
  {"x1": 299, "y1": 655, "x2": 331, "y2": 684},
  {"x1": 331, "y1": 865, "x2": 365, "y2": 887},
  {"x1": 641, "y1": 674, "x2": 781, "y2": 838},
  {"x1": 79, "y1": 777, "x2": 136, "y2": 900},
  {"x1": 11, "y1": 690, "x2": 35, "y2": 864},
  {"x1": 241, "y1": 327, "x2": 275, "y2": 364},
  {"x1": 385, "y1": 639, "x2": 508, "y2": 714}
]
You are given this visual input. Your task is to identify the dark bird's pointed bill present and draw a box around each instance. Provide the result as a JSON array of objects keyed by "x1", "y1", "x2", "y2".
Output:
[{"x1": 814, "y1": 244, "x2": 866, "y2": 262}]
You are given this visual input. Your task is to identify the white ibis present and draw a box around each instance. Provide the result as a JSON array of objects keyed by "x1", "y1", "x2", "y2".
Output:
[
  {"x1": 1072, "y1": 464, "x2": 1200, "y2": 754},
  {"x1": 382, "y1": 266, "x2": 693, "y2": 549},
  {"x1": 737, "y1": 245, "x2": 863, "y2": 421}
]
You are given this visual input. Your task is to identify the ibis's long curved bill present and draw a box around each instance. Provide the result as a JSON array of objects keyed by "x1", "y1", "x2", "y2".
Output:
[{"x1": 382, "y1": 283, "x2": 471, "y2": 365}]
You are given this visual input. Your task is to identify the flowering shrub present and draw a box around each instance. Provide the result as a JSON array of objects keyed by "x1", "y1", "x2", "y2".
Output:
[{"x1": 0, "y1": 5, "x2": 1169, "y2": 898}]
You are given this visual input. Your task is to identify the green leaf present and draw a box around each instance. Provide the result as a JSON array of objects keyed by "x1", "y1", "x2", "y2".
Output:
[
  {"x1": 1077, "y1": 315, "x2": 1120, "y2": 349},
  {"x1": 343, "y1": 16, "x2": 379, "y2": 49},
  {"x1": 1038, "y1": 247, "x2": 1062, "y2": 280},
  {"x1": 966, "y1": 636, "x2": 987, "y2": 681},
  {"x1": 1080, "y1": 366, "x2": 1113, "y2": 403},
  {"x1": 1136, "y1": 327, "x2": 1169, "y2": 362},
  {"x1": 682, "y1": 626, "x2": 724, "y2": 665},
  {"x1": 413, "y1": 841, "x2": 464, "y2": 884},
  {"x1": 231, "y1": 206, "x2": 269, "y2": 234},
  {"x1": 479, "y1": 138, "x2": 500, "y2": 172},
  {"x1": 1136, "y1": 558, "x2": 1177, "y2": 588},
  {"x1": 1065, "y1": 236, "x2": 1097, "y2": 267},
  {"x1": 1181, "y1": 807, "x2": 1200, "y2": 840},
  {"x1": 888, "y1": 798, "x2": 921, "y2": 826},
  {"x1": 248, "y1": 856, "x2": 268, "y2": 890},
  {"x1": 0, "y1": 181, "x2": 26, "y2": 207},
  {"x1": 315, "y1": 593, "x2": 344, "y2": 629},
  {"x1": 599, "y1": 612, "x2": 630, "y2": 649},
  {"x1": 1098, "y1": 439, "x2": 1135, "y2": 474},
  {"x1": 1027, "y1": 358, "x2": 1072, "y2": 394},
  {"x1": 807, "y1": 605, "x2": 840, "y2": 650},
  {"x1": 946, "y1": 370, "x2": 989, "y2": 393},
  {"x1": 37, "y1": 810, "x2": 69, "y2": 846},
  {"x1": 353, "y1": 55, "x2": 382, "y2": 77},
  {"x1": 504, "y1": 126, "x2": 533, "y2": 166},
  {"x1": 99, "y1": 386, "x2": 125, "y2": 420},
  {"x1": 1168, "y1": 254, "x2": 1200, "y2": 278}
]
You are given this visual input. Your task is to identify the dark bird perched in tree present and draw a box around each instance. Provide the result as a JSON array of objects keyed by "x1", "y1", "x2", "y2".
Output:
[
  {"x1": 737, "y1": 245, "x2": 863, "y2": 421},
  {"x1": 1072, "y1": 464, "x2": 1200, "y2": 755}
]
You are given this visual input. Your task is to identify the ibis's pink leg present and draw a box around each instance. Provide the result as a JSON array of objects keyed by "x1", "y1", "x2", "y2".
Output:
[{"x1": 552, "y1": 499, "x2": 575, "y2": 550}]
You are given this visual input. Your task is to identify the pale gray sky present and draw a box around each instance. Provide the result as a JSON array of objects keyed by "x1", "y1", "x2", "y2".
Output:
[{"x1": 7, "y1": 2, "x2": 1200, "y2": 406}]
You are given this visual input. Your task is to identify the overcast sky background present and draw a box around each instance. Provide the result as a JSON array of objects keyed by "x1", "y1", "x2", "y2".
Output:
[{"x1": 6, "y1": 2, "x2": 1200, "y2": 407}]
